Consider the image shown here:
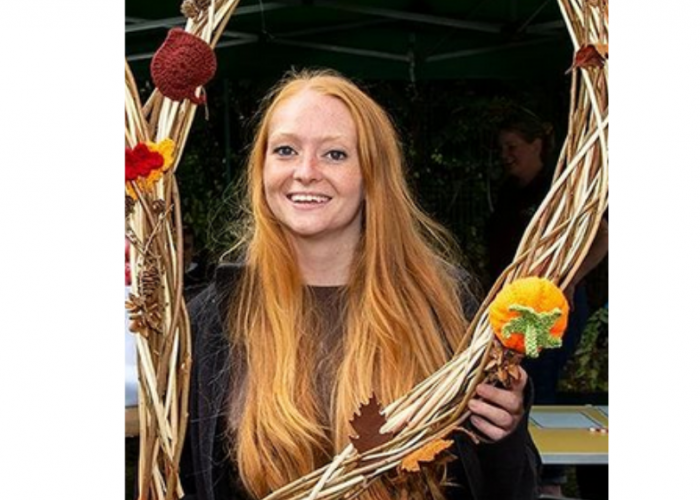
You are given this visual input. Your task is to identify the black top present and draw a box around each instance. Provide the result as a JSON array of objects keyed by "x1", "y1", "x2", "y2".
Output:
[
  {"x1": 486, "y1": 168, "x2": 554, "y2": 284},
  {"x1": 178, "y1": 264, "x2": 541, "y2": 500}
]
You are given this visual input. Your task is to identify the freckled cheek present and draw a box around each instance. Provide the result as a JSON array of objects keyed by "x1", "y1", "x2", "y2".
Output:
[
  {"x1": 262, "y1": 164, "x2": 283, "y2": 196},
  {"x1": 261, "y1": 167, "x2": 283, "y2": 215},
  {"x1": 337, "y1": 174, "x2": 364, "y2": 201}
]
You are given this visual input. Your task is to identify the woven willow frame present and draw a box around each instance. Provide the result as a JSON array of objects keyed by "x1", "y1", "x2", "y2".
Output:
[
  {"x1": 125, "y1": 2, "x2": 241, "y2": 499},
  {"x1": 124, "y1": 0, "x2": 607, "y2": 499}
]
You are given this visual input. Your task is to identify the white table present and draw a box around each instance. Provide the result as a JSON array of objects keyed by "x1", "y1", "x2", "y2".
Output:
[{"x1": 125, "y1": 287, "x2": 139, "y2": 408}]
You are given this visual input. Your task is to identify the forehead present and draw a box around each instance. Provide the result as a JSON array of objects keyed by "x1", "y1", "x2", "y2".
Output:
[
  {"x1": 498, "y1": 130, "x2": 534, "y2": 146},
  {"x1": 267, "y1": 89, "x2": 357, "y2": 140},
  {"x1": 498, "y1": 130, "x2": 528, "y2": 145}
]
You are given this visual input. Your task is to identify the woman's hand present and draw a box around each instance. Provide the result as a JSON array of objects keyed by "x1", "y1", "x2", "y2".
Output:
[{"x1": 467, "y1": 367, "x2": 527, "y2": 442}]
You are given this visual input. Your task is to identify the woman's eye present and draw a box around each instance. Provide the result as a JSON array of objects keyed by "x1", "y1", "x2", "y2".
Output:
[
  {"x1": 272, "y1": 145, "x2": 295, "y2": 157},
  {"x1": 326, "y1": 150, "x2": 347, "y2": 161}
]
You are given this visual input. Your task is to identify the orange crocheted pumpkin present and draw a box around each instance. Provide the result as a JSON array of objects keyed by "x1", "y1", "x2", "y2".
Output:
[{"x1": 488, "y1": 277, "x2": 569, "y2": 358}]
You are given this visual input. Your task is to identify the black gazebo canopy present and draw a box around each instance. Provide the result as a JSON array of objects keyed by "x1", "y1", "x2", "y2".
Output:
[{"x1": 126, "y1": 0, "x2": 573, "y2": 82}]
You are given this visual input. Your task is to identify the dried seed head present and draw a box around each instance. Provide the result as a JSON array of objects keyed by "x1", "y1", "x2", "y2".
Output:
[
  {"x1": 152, "y1": 199, "x2": 167, "y2": 214},
  {"x1": 140, "y1": 264, "x2": 162, "y2": 299},
  {"x1": 125, "y1": 293, "x2": 145, "y2": 312},
  {"x1": 181, "y1": 0, "x2": 199, "y2": 18},
  {"x1": 193, "y1": 0, "x2": 211, "y2": 10},
  {"x1": 129, "y1": 318, "x2": 148, "y2": 337},
  {"x1": 125, "y1": 195, "x2": 135, "y2": 218},
  {"x1": 484, "y1": 342, "x2": 522, "y2": 388}
]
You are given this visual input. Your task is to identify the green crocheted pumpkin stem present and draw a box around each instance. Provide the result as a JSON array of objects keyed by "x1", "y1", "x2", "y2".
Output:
[{"x1": 501, "y1": 304, "x2": 563, "y2": 358}]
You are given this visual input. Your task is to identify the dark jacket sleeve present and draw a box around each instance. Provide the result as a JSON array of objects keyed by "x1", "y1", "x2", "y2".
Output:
[
  {"x1": 474, "y1": 379, "x2": 541, "y2": 500},
  {"x1": 179, "y1": 284, "x2": 218, "y2": 499},
  {"x1": 450, "y1": 379, "x2": 540, "y2": 500},
  {"x1": 179, "y1": 264, "x2": 244, "y2": 500}
]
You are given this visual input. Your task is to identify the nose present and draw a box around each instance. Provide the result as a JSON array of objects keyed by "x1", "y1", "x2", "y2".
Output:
[
  {"x1": 499, "y1": 146, "x2": 509, "y2": 161},
  {"x1": 293, "y1": 154, "x2": 322, "y2": 184}
]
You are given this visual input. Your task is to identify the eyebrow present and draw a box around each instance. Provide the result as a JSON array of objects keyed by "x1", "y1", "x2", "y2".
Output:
[{"x1": 268, "y1": 132, "x2": 349, "y2": 143}]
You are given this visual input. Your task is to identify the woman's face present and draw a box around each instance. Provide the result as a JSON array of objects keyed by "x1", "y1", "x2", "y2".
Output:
[
  {"x1": 498, "y1": 130, "x2": 543, "y2": 181},
  {"x1": 263, "y1": 89, "x2": 365, "y2": 248}
]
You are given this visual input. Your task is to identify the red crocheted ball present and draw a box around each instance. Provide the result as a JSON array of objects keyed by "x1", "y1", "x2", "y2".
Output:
[{"x1": 150, "y1": 28, "x2": 217, "y2": 104}]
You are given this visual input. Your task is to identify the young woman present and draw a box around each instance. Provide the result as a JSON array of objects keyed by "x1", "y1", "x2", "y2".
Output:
[{"x1": 182, "y1": 70, "x2": 540, "y2": 500}]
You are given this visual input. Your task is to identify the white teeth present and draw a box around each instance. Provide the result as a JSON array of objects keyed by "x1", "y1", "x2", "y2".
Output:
[{"x1": 289, "y1": 194, "x2": 330, "y2": 203}]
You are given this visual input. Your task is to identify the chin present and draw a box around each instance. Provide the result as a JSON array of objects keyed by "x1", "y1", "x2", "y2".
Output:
[{"x1": 284, "y1": 224, "x2": 327, "y2": 239}]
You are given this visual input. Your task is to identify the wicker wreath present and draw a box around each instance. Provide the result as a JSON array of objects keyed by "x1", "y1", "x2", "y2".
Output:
[
  {"x1": 125, "y1": 1, "x2": 241, "y2": 499},
  {"x1": 124, "y1": 0, "x2": 607, "y2": 499}
]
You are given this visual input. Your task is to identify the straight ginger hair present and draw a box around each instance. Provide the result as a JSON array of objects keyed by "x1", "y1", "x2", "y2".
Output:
[{"x1": 229, "y1": 69, "x2": 473, "y2": 500}]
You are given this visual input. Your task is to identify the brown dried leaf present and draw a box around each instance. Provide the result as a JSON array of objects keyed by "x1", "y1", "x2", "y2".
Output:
[
  {"x1": 570, "y1": 44, "x2": 608, "y2": 72},
  {"x1": 594, "y1": 43, "x2": 609, "y2": 59},
  {"x1": 129, "y1": 318, "x2": 148, "y2": 337},
  {"x1": 125, "y1": 293, "x2": 145, "y2": 311},
  {"x1": 497, "y1": 368, "x2": 509, "y2": 385},
  {"x1": 400, "y1": 439, "x2": 454, "y2": 473},
  {"x1": 349, "y1": 393, "x2": 394, "y2": 454},
  {"x1": 485, "y1": 357, "x2": 498, "y2": 371}
]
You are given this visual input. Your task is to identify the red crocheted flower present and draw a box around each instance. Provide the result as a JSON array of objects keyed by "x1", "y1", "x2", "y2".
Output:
[
  {"x1": 125, "y1": 143, "x2": 164, "y2": 182},
  {"x1": 150, "y1": 28, "x2": 217, "y2": 104}
]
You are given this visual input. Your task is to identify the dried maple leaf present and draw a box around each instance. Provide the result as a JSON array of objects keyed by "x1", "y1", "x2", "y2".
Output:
[
  {"x1": 400, "y1": 439, "x2": 454, "y2": 473},
  {"x1": 594, "y1": 43, "x2": 609, "y2": 59},
  {"x1": 349, "y1": 393, "x2": 394, "y2": 454}
]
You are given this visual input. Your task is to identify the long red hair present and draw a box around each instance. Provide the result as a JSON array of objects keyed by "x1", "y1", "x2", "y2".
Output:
[{"x1": 228, "y1": 69, "x2": 473, "y2": 499}]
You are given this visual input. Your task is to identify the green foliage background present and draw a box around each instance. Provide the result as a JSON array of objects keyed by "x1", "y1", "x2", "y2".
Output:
[{"x1": 560, "y1": 305, "x2": 609, "y2": 394}]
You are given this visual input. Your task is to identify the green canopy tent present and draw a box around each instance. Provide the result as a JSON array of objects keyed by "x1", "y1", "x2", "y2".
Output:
[{"x1": 126, "y1": 0, "x2": 573, "y2": 81}]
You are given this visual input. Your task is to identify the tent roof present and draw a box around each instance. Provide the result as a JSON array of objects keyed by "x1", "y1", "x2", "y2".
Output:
[{"x1": 126, "y1": 0, "x2": 573, "y2": 81}]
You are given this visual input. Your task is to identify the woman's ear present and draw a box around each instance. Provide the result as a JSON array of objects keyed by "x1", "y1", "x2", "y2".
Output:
[{"x1": 531, "y1": 137, "x2": 543, "y2": 158}]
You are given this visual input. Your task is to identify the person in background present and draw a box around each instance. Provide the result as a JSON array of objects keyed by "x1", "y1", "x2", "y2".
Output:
[
  {"x1": 486, "y1": 111, "x2": 608, "y2": 497},
  {"x1": 182, "y1": 225, "x2": 208, "y2": 301},
  {"x1": 178, "y1": 70, "x2": 541, "y2": 500}
]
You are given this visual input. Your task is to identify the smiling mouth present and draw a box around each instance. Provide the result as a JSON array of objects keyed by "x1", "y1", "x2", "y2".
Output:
[{"x1": 287, "y1": 193, "x2": 331, "y2": 204}]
